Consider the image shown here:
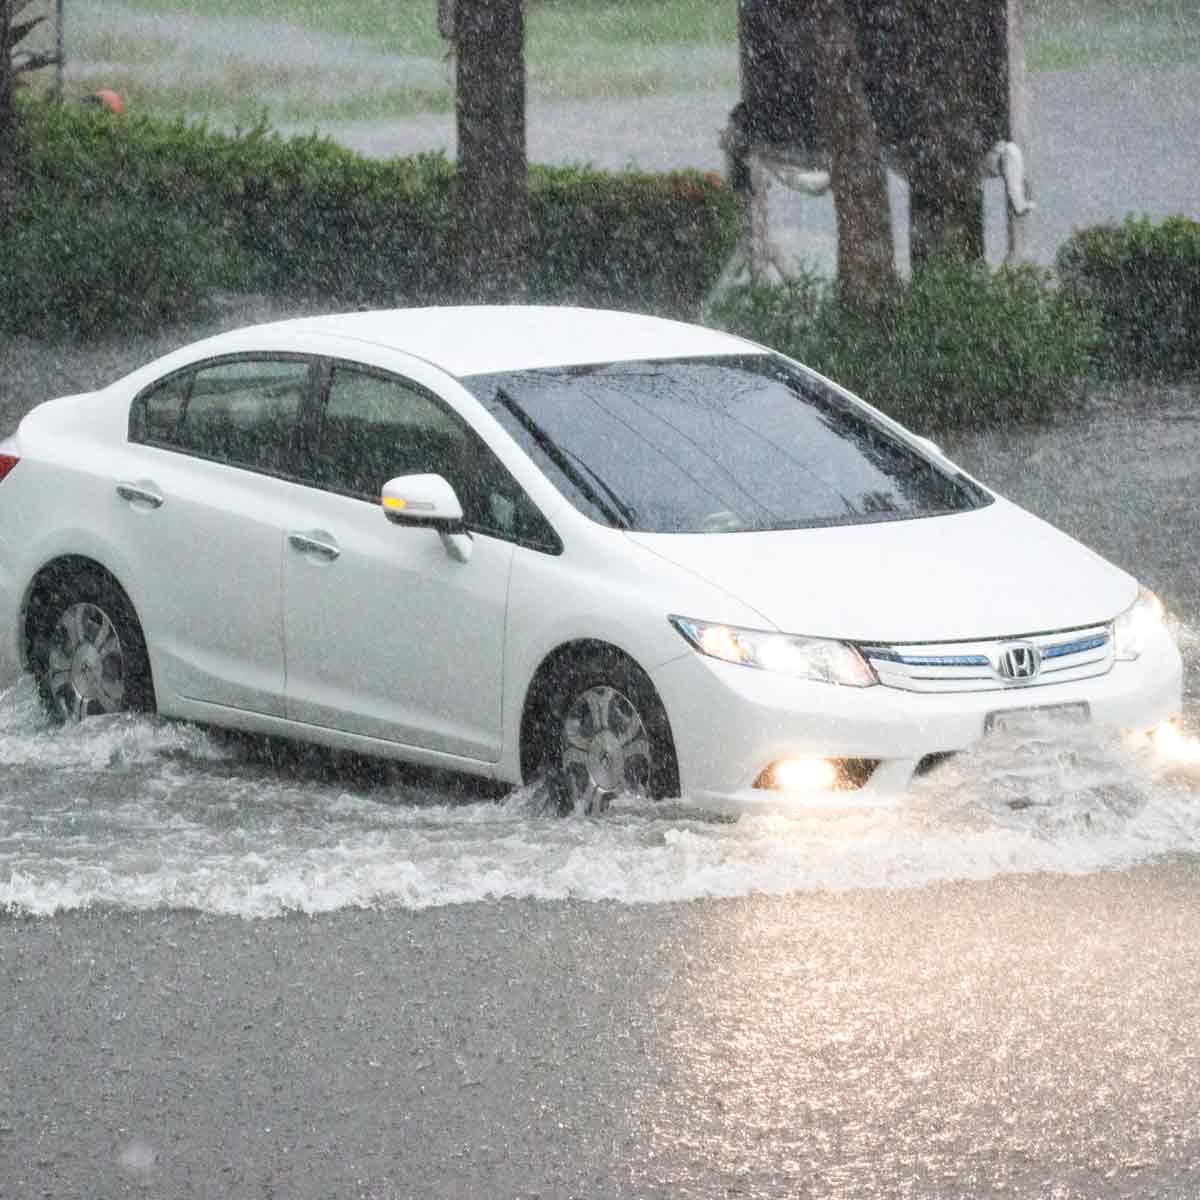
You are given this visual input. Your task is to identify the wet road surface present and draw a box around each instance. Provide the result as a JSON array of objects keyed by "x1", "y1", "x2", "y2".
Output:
[
  {"x1": 5, "y1": 870, "x2": 1200, "y2": 1199},
  {"x1": 3, "y1": 379, "x2": 1200, "y2": 1195}
]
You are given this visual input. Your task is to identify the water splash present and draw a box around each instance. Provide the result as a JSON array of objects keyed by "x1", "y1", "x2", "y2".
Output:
[{"x1": 2, "y1": 669, "x2": 1198, "y2": 918}]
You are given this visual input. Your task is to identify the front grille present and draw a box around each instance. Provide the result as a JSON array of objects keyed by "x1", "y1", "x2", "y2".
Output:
[{"x1": 859, "y1": 624, "x2": 1113, "y2": 694}]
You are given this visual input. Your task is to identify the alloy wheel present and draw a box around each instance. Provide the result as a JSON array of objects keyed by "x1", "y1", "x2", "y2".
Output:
[
  {"x1": 45, "y1": 601, "x2": 128, "y2": 720},
  {"x1": 560, "y1": 684, "x2": 653, "y2": 814}
]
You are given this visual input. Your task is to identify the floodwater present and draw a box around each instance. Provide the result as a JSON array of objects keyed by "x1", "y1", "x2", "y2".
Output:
[{"x1": 2, "y1": 666, "x2": 1200, "y2": 919}]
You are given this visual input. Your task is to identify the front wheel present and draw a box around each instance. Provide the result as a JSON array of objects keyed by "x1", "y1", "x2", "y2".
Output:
[
  {"x1": 32, "y1": 569, "x2": 155, "y2": 722},
  {"x1": 528, "y1": 649, "x2": 679, "y2": 815}
]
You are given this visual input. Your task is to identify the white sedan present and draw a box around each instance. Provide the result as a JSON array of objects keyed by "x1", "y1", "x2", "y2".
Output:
[{"x1": 0, "y1": 307, "x2": 1182, "y2": 814}]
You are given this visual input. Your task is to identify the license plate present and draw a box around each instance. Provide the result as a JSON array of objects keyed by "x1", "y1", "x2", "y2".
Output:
[{"x1": 984, "y1": 702, "x2": 1090, "y2": 735}]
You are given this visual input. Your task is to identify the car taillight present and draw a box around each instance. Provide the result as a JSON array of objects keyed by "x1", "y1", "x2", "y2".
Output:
[{"x1": 0, "y1": 454, "x2": 19, "y2": 482}]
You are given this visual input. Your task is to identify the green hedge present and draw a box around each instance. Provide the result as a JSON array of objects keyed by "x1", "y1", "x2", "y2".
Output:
[
  {"x1": 3, "y1": 101, "x2": 741, "y2": 337},
  {"x1": 1057, "y1": 215, "x2": 1200, "y2": 380},
  {"x1": 3, "y1": 195, "x2": 235, "y2": 339},
  {"x1": 528, "y1": 166, "x2": 739, "y2": 311},
  {"x1": 708, "y1": 256, "x2": 1099, "y2": 432}
]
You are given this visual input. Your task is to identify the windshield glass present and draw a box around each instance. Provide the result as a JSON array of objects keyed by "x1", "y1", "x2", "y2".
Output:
[{"x1": 462, "y1": 355, "x2": 989, "y2": 534}]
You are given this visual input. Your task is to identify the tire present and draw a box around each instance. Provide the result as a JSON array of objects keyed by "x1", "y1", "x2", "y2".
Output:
[
  {"x1": 527, "y1": 648, "x2": 679, "y2": 816},
  {"x1": 31, "y1": 567, "x2": 155, "y2": 722}
]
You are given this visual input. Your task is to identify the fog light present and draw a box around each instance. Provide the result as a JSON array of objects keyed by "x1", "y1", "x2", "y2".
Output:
[
  {"x1": 1150, "y1": 721, "x2": 1200, "y2": 765},
  {"x1": 758, "y1": 758, "x2": 838, "y2": 792},
  {"x1": 754, "y1": 757, "x2": 879, "y2": 792}
]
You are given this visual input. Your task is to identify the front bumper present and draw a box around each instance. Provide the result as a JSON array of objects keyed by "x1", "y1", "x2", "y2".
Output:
[{"x1": 651, "y1": 623, "x2": 1183, "y2": 816}]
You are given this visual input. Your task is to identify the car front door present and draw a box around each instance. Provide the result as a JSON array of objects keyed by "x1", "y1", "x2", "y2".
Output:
[{"x1": 281, "y1": 363, "x2": 530, "y2": 763}]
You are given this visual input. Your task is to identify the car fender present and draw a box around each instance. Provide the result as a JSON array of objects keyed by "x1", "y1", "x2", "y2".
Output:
[{"x1": 495, "y1": 531, "x2": 770, "y2": 782}]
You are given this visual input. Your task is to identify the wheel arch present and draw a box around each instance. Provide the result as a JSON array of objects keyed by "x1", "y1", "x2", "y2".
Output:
[
  {"x1": 518, "y1": 637, "x2": 681, "y2": 795},
  {"x1": 21, "y1": 554, "x2": 143, "y2": 672}
]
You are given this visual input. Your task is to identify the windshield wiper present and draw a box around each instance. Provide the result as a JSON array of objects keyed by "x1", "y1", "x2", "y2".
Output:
[
  {"x1": 560, "y1": 446, "x2": 638, "y2": 529},
  {"x1": 492, "y1": 387, "x2": 634, "y2": 529}
]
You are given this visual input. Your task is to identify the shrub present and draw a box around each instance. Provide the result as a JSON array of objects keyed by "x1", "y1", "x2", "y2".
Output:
[
  {"x1": 1, "y1": 195, "x2": 234, "y2": 339},
  {"x1": 709, "y1": 256, "x2": 1098, "y2": 432},
  {"x1": 5, "y1": 100, "x2": 740, "y2": 337},
  {"x1": 528, "y1": 166, "x2": 741, "y2": 313},
  {"x1": 1057, "y1": 215, "x2": 1200, "y2": 380}
]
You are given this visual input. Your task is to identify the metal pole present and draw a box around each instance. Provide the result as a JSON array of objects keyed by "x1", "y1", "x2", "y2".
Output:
[{"x1": 55, "y1": 0, "x2": 65, "y2": 97}]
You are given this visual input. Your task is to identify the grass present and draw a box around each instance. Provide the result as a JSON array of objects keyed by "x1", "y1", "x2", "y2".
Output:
[
  {"x1": 76, "y1": 0, "x2": 736, "y2": 59},
  {"x1": 1026, "y1": 0, "x2": 1200, "y2": 70},
  {"x1": 28, "y1": 0, "x2": 737, "y2": 125},
  {"x1": 21, "y1": 0, "x2": 1200, "y2": 131}
]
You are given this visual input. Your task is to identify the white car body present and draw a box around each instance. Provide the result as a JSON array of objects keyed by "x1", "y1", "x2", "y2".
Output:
[{"x1": 0, "y1": 307, "x2": 1182, "y2": 814}]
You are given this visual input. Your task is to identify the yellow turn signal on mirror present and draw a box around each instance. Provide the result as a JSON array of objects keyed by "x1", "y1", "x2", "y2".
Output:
[{"x1": 382, "y1": 496, "x2": 408, "y2": 511}]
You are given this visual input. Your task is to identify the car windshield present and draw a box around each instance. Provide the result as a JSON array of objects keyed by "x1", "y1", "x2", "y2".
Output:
[{"x1": 462, "y1": 355, "x2": 989, "y2": 534}]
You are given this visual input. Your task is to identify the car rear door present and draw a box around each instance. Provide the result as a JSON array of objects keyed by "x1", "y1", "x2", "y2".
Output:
[{"x1": 121, "y1": 355, "x2": 315, "y2": 717}]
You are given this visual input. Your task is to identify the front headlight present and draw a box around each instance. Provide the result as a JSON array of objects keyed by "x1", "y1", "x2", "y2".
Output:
[
  {"x1": 1113, "y1": 586, "x2": 1167, "y2": 661},
  {"x1": 669, "y1": 616, "x2": 877, "y2": 687}
]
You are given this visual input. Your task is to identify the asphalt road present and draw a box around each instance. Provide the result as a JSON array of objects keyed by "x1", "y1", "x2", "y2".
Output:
[{"x1": 5, "y1": 867, "x2": 1200, "y2": 1199}]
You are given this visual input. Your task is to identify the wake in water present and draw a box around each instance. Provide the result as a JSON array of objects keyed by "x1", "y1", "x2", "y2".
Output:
[{"x1": 2, "y1": 664, "x2": 1199, "y2": 918}]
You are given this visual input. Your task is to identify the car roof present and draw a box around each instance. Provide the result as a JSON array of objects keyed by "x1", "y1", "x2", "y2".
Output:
[{"x1": 234, "y1": 306, "x2": 762, "y2": 378}]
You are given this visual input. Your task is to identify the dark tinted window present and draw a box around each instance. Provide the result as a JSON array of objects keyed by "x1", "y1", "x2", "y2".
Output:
[
  {"x1": 133, "y1": 358, "x2": 309, "y2": 474},
  {"x1": 138, "y1": 374, "x2": 189, "y2": 443},
  {"x1": 462, "y1": 355, "x2": 989, "y2": 534},
  {"x1": 314, "y1": 366, "x2": 560, "y2": 552}
]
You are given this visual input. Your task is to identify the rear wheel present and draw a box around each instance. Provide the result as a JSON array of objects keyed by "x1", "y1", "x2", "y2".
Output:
[
  {"x1": 31, "y1": 568, "x2": 154, "y2": 722},
  {"x1": 527, "y1": 648, "x2": 678, "y2": 815}
]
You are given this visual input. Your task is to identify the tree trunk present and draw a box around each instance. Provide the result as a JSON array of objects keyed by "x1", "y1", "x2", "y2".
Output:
[
  {"x1": 903, "y1": 0, "x2": 999, "y2": 268},
  {"x1": 808, "y1": 0, "x2": 895, "y2": 308},
  {"x1": 452, "y1": 0, "x2": 528, "y2": 300}
]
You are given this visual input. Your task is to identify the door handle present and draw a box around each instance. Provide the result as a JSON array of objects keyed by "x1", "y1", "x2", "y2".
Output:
[
  {"x1": 116, "y1": 481, "x2": 164, "y2": 508},
  {"x1": 288, "y1": 532, "x2": 341, "y2": 561}
]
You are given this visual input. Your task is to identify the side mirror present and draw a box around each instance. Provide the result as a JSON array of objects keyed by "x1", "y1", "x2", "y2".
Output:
[
  {"x1": 381, "y1": 474, "x2": 464, "y2": 527},
  {"x1": 381, "y1": 474, "x2": 472, "y2": 563}
]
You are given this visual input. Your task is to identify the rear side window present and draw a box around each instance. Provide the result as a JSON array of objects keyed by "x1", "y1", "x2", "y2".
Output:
[
  {"x1": 132, "y1": 358, "x2": 311, "y2": 474},
  {"x1": 138, "y1": 374, "x2": 189, "y2": 443}
]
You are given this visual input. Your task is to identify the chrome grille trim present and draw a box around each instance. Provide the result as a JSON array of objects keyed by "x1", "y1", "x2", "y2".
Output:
[{"x1": 859, "y1": 624, "x2": 1114, "y2": 693}]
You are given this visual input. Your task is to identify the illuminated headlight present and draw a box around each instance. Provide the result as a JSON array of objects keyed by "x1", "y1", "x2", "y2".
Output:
[
  {"x1": 1112, "y1": 586, "x2": 1167, "y2": 661},
  {"x1": 669, "y1": 616, "x2": 877, "y2": 687}
]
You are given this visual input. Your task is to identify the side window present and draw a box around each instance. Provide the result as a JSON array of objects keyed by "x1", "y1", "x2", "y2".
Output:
[
  {"x1": 133, "y1": 358, "x2": 310, "y2": 474},
  {"x1": 181, "y1": 360, "x2": 309, "y2": 472},
  {"x1": 138, "y1": 374, "x2": 190, "y2": 443},
  {"x1": 316, "y1": 368, "x2": 464, "y2": 497},
  {"x1": 316, "y1": 366, "x2": 560, "y2": 551}
]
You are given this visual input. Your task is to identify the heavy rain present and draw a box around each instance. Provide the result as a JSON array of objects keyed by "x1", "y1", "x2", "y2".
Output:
[{"x1": 2, "y1": 2, "x2": 1200, "y2": 1197}]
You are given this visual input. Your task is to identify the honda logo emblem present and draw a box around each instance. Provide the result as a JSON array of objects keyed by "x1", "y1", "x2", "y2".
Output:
[{"x1": 998, "y1": 643, "x2": 1041, "y2": 682}]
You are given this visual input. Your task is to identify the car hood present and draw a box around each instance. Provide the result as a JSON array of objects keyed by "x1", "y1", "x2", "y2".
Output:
[{"x1": 626, "y1": 498, "x2": 1137, "y2": 643}]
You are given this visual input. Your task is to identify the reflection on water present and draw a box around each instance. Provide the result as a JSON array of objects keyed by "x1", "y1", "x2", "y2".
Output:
[
  {"x1": 640, "y1": 870, "x2": 1200, "y2": 1198},
  {"x1": 3, "y1": 642, "x2": 1200, "y2": 917}
]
